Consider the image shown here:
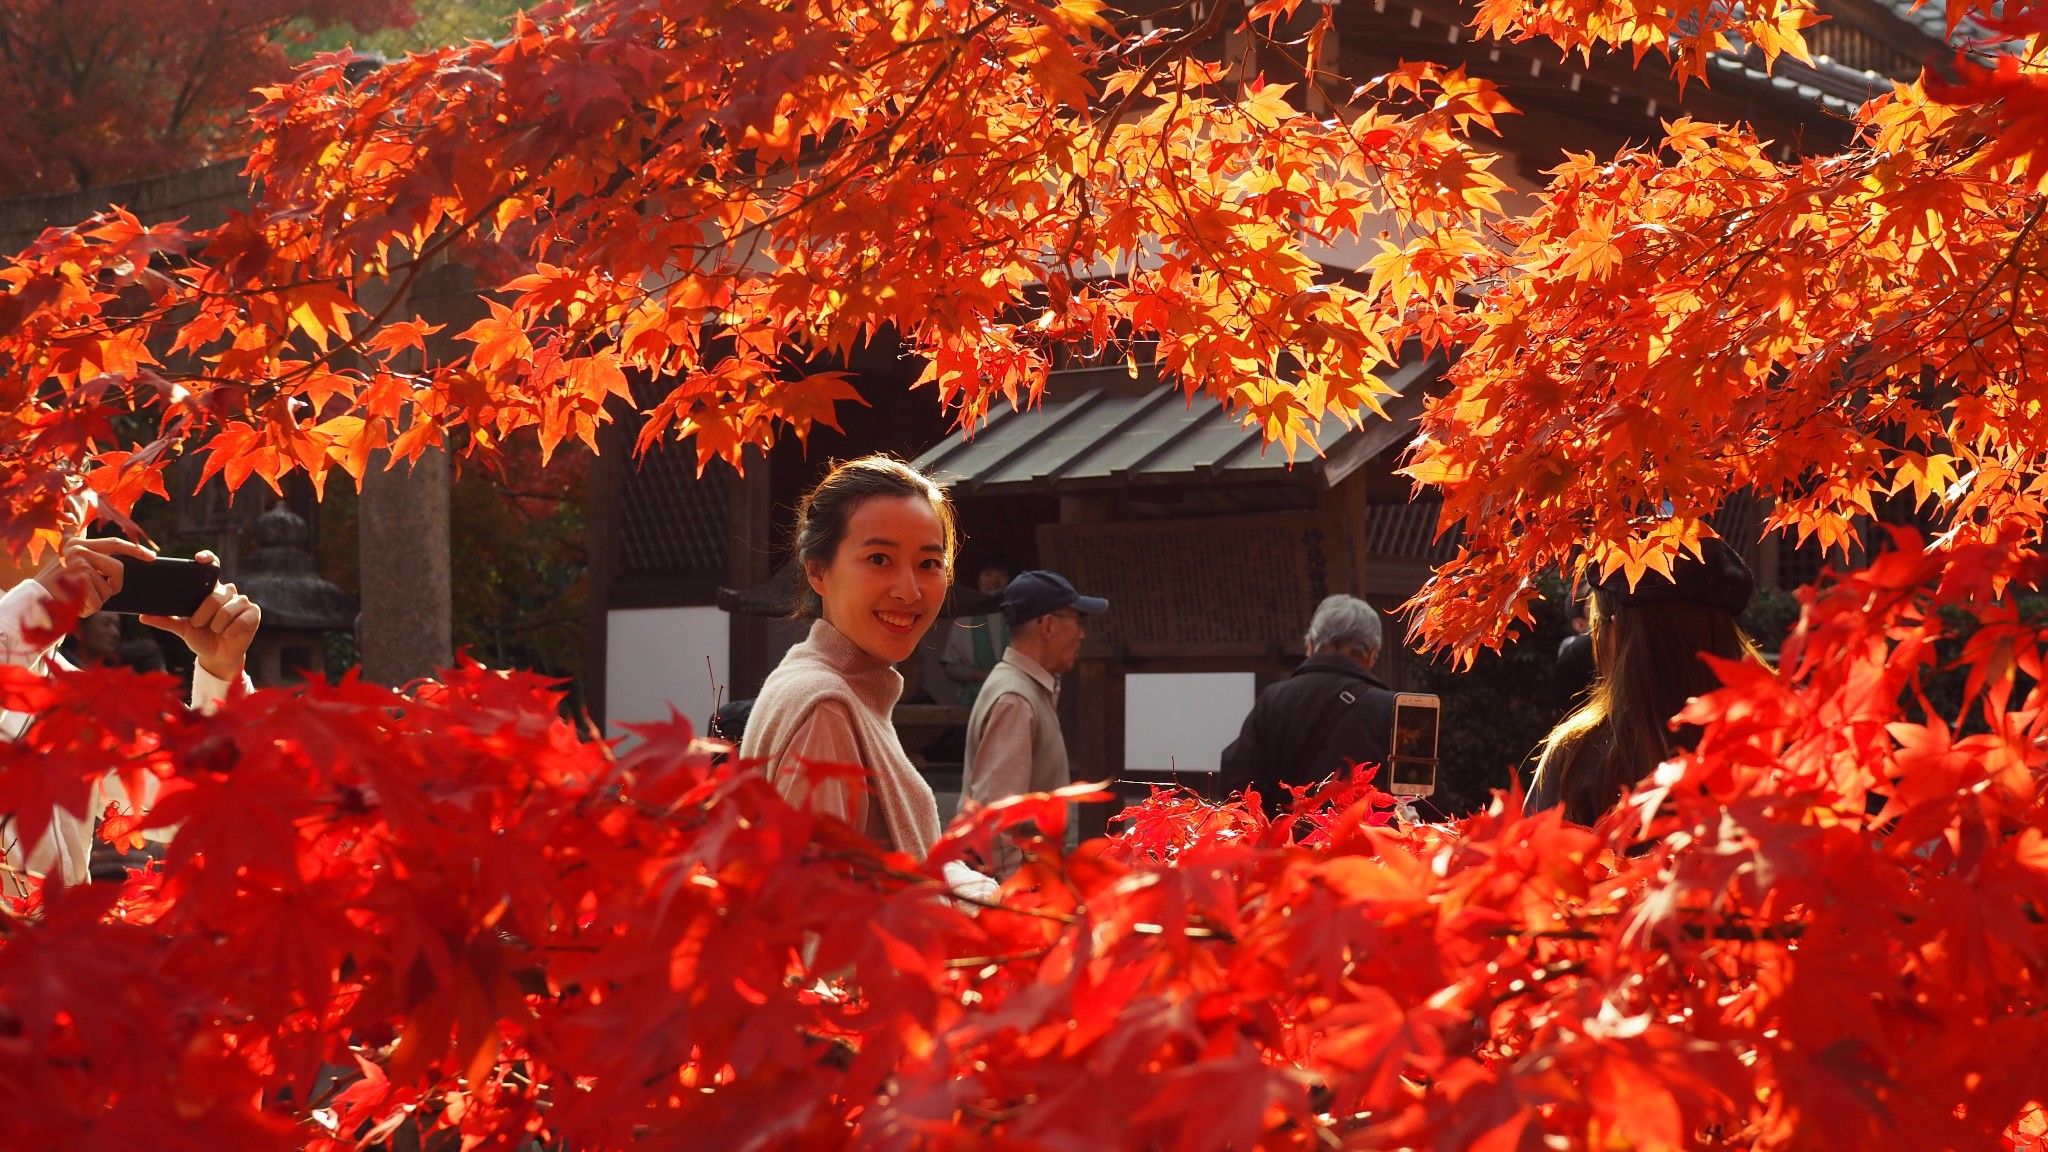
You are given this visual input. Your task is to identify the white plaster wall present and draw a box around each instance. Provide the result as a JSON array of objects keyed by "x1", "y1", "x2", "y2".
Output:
[
  {"x1": 1123, "y1": 672, "x2": 1257, "y2": 774},
  {"x1": 604, "y1": 606, "x2": 731, "y2": 743}
]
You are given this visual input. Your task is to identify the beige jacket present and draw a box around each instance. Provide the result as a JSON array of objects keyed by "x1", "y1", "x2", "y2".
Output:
[{"x1": 962, "y1": 648, "x2": 1070, "y2": 876}]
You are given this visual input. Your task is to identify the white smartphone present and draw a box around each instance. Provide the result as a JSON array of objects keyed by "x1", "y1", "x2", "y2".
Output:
[{"x1": 1388, "y1": 692, "x2": 1441, "y2": 798}]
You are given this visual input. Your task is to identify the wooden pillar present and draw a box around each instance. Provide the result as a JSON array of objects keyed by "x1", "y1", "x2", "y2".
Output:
[
  {"x1": 1058, "y1": 495, "x2": 1115, "y2": 527},
  {"x1": 727, "y1": 447, "x2": 775, "y2": 699},
  {"x1": 1074, "y1": 656, "x2": 1125, "y2": 839},
  {"x1": 584, "y1": 419, "x2": 622, "y2": 729},
  {"x1": 1317, "y1": 469, "x2": 1370, "y2": 598},
  {"x1": 1053, "y1": 495, "x2": 1123, "y2": 837},
  {"x1": 1752, "y1": 495, "x2": 1781, "y2": 590}
]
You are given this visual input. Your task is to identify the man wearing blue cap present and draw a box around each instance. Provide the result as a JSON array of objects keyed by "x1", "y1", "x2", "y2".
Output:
[{"x1": 960, "y1": 569, "x2": 1107, "y2": 877}]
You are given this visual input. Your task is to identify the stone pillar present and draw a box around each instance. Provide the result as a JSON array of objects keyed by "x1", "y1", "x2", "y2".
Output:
[
  {"x1": 358, "y1": 447, "x2": 452, "y2": 685},
  {"x1": 351, "y1": 260, "x2": 472, "y2": 688}
]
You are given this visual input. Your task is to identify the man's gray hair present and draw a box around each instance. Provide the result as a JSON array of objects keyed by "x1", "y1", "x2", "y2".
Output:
[{"x1": 1304, "y1": 594, "x2": 1383, "y2": 656}]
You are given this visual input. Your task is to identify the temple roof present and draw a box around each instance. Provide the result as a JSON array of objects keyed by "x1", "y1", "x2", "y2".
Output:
[{"x1": 912, "y1": 354, "x2": 1441, "y2": 497}]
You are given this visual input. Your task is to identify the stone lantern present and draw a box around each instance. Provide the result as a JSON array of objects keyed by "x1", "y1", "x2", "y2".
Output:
[{"x1": 235, "y1": 505, "x2": 357, "y2": 687}]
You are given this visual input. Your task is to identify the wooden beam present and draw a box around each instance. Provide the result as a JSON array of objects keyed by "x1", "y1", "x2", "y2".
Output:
[
  {"x1": 584, "y1": 413, "x2": 625, "y2": 730},
  {"x1": 1318, "y1": 468, "x2": 1371, "y2": 600},
  {"x1": 726, "y1": 447, "x2": 775, "y2": 699},
  {"x1": 1075, "y1": 657, "x2": 1123, "y2": 839}
]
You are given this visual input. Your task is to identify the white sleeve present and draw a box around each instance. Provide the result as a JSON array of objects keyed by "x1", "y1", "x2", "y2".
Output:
[
  {"x1": 0, "y1": 580, "x2": 60, "y2": 674},
  {"x1": 773, "y1": 702, "x2": 868, "y2": 830},
  {"x1": 188, "y1": 662, "x2": 252, "y2": 714},
  {"x1": 116, "y1": 645, "x2": 247, "y2": 845},
  {"x1": 0, "y1": 581, "x2": 89, "y2": 882},
  {"x1": 95, "y1": 667, "x2": 242, "y2": 850},
  {"x1": 5, "y1": 802, "x2": 97, "y2": 887}
]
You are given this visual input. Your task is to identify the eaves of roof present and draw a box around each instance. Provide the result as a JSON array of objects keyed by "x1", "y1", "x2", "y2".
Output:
[{"x1": 913, "y1": 353, "x2": 1443, "y2": 497}]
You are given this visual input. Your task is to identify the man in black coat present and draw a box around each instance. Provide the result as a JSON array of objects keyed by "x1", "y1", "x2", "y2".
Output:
[
  {"x1": 1552, "y1": 596, "x2": 1595, "y2": 712},
  {"x1": 1219, "y1": 594, "x2": 1395, "y2": 816}
]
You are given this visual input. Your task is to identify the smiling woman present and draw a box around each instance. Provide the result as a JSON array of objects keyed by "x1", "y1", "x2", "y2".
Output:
[{"x1": 737, "y1": 457, "x2": 984, "y2": 880}]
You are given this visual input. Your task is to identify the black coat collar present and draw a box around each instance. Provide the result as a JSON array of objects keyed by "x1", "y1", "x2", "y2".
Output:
[{"x1": 1292, "y1": 653, "x2": 1390, "y2": 690}]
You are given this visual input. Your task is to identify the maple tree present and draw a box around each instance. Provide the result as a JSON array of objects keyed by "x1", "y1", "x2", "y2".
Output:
[
  {"x1": 302, "y1": 0, "x2": 526, "y2": 61},
  {"x1": 5, "y1": 0, "x2": 2048, "y2": 1144},
  {"x1": 0, "y1": 0, "x2": 414, "y2": 195}
]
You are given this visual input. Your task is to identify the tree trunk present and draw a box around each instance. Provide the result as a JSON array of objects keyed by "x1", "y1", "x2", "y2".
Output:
[{"x1": 358, "y1": 447, "x2": 452, "y2": 685}]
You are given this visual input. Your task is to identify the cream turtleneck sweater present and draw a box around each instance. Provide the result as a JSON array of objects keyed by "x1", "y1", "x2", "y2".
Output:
[{"x1": 740, "y1": 618, "x2": 942, "y2": 859}]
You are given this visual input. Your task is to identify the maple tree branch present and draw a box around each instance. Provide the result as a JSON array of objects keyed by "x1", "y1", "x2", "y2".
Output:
[
  {"x1": 1092, "y1": 0, "x2": 1235, "y2": 166},
  {"x1": 1723, "y1": 190, "x2": 2047, "y2": 468},
  {"x1": 633, "y1": 8, "x2": 1010, "y2": 263},
  {"x1": 947, "y1": 948, "x2": 1052, "y2": 969},
  {"x1": 1497, "y1": 959, "x2": 1588, "y2": 1002},
  {"x1": 1926, "y1": 196, "x2": 2048, "y2": 360},
  {"x1": 180, "y1": 174, "x2": 546, "y2": 425},
  {"x1": 514, "y1": 48, "x2": 1016, "y2": 344},
  {"x1": 1137, "y1": 110, "x2": 1308, "y2": 395},
  {"x1": 1492, "y1": 917, "x2": 1805, "y2": 942},
  {"x1": 809, "y1": 846, "x2": 1081, "y2": 922}
]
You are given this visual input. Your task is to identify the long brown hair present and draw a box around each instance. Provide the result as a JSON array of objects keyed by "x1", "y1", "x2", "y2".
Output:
[{"x1": 1534, "y1": 592, "x2": 1757, "y2": 824}]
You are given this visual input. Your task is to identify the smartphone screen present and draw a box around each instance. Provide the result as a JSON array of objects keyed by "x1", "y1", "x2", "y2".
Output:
[
  {"x1": 1391, "y1": 760, "x2": 1435, "y2": 788},
  {"x1": 1391, "y1": 698, "x2": 1439, "y2": 790}
]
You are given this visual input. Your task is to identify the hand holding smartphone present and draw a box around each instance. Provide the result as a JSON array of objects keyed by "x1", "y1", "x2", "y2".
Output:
[
  {"x1": 99, "y1": 556, "x2": 221, "y2": 617},
  {"x1": 1389, "y1": 692, "x2": 1441, "y2": 798}
]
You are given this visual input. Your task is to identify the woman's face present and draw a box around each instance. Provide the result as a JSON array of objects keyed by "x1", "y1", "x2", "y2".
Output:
[{"x1": 807, "y1": 494, "x2": 951, "y2": 665}]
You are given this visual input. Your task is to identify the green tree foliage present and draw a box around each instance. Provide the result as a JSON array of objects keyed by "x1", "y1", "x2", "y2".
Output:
[
  {"x1": 448, "y1": 444, "x2": 588, "y2": 712},
  {"x1": 298, "y1": 0, "x2": 525, "y2": 59}
]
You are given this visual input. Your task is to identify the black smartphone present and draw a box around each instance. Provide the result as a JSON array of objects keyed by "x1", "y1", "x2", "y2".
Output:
[{"x1": 99, "y1": 556, "x2": 220, "y2": 617}]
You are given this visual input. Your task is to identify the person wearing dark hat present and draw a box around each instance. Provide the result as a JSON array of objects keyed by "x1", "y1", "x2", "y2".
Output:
[
  {"x1": 960, "y1": 570, "x2": 1107, "y2": 877},
  {"x1": 1528, "y1": 538, "x2": 1761, "y2": 824}
]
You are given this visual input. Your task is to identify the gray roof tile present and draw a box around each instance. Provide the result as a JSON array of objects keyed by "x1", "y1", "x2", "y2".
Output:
[{"x1": 914, "y1": 354, "x2": 1440, "y2": 494}]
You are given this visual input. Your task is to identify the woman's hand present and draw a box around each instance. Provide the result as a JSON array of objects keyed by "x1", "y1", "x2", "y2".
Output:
[
  {"x1": 941, "y1": 859, "x2": 1001, "y2": 905},
  {"x1": 139, "y1": 551, "x2": 260, "y2": 682},
  {"x1": 34, "y1": 537, "x2": 155, "y2": 617}
]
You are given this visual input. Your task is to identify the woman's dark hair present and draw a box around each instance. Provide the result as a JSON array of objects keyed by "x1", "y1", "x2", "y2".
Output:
[
  {"x1": 790, "y1": 456, "x2": 957, "y2": 617},
  {"x1": 1533, "y1": 593, "x2": 1757, "y2": 824}
]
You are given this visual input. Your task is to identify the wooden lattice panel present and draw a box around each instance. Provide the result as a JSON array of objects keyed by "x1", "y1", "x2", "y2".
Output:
[
  {"x1": 618, "y1": 449, "x2": 730, "y2": 581},
  {"x1": 1038, "y1": 512, "x2": 1342, "y2": 654}
]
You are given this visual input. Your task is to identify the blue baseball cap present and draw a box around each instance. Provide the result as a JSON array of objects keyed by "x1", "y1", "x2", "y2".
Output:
[{"x1": 1003, "y1": 570, "x2": 1108, "y2": 626}]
